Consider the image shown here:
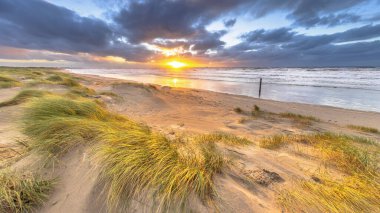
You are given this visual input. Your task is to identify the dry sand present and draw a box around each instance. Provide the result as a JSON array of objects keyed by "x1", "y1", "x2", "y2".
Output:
[{"x1": 1, "y1": 71, "x2": 379, "y2": 212}]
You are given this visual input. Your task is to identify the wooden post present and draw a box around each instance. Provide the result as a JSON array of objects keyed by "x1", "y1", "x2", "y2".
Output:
[{"x1": 259, "y1": 78, "x2": 262, "y2": 98}]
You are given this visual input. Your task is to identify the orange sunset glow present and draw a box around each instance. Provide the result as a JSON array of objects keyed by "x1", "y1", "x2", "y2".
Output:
[{"x1": 167, "y1": 60, "x2": 187, "y2": 69}]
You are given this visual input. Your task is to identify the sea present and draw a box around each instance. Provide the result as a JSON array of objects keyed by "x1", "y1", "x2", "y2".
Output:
[{"x1": 68, "y1": 67, "x2": 380, "y2": 113}]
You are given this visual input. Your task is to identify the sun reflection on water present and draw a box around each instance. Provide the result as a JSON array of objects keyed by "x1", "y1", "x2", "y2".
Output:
[{"x1": 160, "y1": 77, "x2": 193, "y2": 88}]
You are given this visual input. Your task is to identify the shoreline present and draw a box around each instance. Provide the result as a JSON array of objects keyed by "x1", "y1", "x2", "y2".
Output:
[
  {"x1": 70, "y1": 71, "x2": 380, "y2": 129},
  {"x1": 66, "y1": 68, "x2": 380, "y2": 113}
]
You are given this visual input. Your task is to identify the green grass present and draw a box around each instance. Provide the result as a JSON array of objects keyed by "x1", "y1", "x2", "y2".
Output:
[
  {"x1": 22, "y1": 96, "x2": 249, "y2": 211},
  {"x1": 99, "y1": 91, "x2": 119, "y2": 97},
  {"x1": 278, "y1": 173, "x2": 380, "y2": 213},
  {"x1": 259, "y1": 134, "x2": 288, "y2": 149},
  {"x1": 279, "y1": 112, "x2": 319, "y2": 125},
  {"x1": 0, "y1": 67, "x2": 82, "y2": 89},
  {"x1": 22, "y1": 97, "x2": 117, "y2": 158},
  {"x1": 0, "y1": 75, "x2": 20, "y2": 88},
  {"x1": 347, "y1": 125, "x2": 379, "y2": 134},
  {"x1": 60, "y1": 77, "x2": 80, "y2": 87},
  {"x1": 0, "y1": 90, "x2": 49, "y2": 107},
  {"x1": 112, "y1": 82, "x2": 158, "y2": 91},
  {"x1": 46, "y1": 75, "x2": 63, "y2": 82},
  {"x1": 0, "y1": 171, "x2": 54, "y2": 212},
  {"x1": 263, "y1": 133, "x2": 380, "y2": 212},
  {"x1": 194, "y1": 132, "x2": 251, "y2": 146},
  {"x1": 97, "y1": 130, "x2": 225, "y2": 211},
  {"x1": 259, "y1": 133, "x2": 378, "y2": 174},
  {"x1": 68, "y1": 86, "x2": 96, "y2": 97}
]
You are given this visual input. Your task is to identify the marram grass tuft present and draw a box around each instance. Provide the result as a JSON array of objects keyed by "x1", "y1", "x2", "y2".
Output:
[
  {"x1": 0, "y1": 171, "x2": 54, "y2": 213},
  {"x1": 259, "y1": 132, "x2": 378, "y2": 174},
  {"x1": 22, "y1": 96, "x2": 249, "y2": 212}
]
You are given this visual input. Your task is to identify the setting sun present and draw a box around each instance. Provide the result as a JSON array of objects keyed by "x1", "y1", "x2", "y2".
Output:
[{"x1": 167, "y1": 60, "x2": 187, "y2": 69}]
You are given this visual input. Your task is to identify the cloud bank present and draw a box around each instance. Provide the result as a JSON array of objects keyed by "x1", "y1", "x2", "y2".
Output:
[{"x1": 0, "y1": 0, "x2": 379, "y2": 67}]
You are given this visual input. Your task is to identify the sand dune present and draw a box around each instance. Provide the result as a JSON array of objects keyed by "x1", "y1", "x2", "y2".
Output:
[{"x1": 0, "y1": 70, "x2": 379, "y2": 212}]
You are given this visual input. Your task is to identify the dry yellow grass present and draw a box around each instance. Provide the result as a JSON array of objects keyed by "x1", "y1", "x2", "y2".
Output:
[
  {"x1": 347, "y1": 125, "x2": 379, "y2": 134},
  {"x1": 279, "y1": 112, "x2": 319, "y2": 125},
  {"x1": 259, "y1": 133, "x2": 378, "y2": 174},
  {"x1": 278, "y1": 173, "x2": 380, "y2": 213},
  {"x1": 261, "y1": 133, "x2": 379, "y2": 212},
  {"x1": 23, "y1": 96, "x2": 250, "y2": 212},
  {"x1": 0, "y1": 171, "x2": 54, "y2": 212}
]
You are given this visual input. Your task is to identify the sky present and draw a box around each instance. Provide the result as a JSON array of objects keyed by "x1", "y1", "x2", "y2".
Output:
[{"x1": 0, "y1": 0, "x2": 380, "y2": 68}]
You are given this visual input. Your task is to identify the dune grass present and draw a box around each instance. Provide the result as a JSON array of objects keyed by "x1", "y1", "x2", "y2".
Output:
[
  {"x1": 60, "y1": 77, "x2": 80, "y2": 87},
  {"x1": 22, "y1": 96, "x2": 249, "y2": 211},
  {"x1": 259, "y1": 134, "x2": 287, "y2": 149},
  {"x1": 97, "y1": 129, "x2": 225, "y2": 212},
  {"x1": 262, "y1": 133, "x2": 380, "y2": 212},
  {"x1": 233, "y1": 107, "x2": 243, "y2": 114},
  {"x1": 0, "y1": 171, "x2": 54, "y2": 212},
  {"x1": 259, "y1": 133, "x2": 378, "y2": 174},
  {"x1": 46, "y1": 74, "x2": 63, "y2": 82},
  {"x1": 278, "y1": 173, "x2": 380, "y2": 213},
  {"x1": 347, "y1": 125, "x2": 379, "y2": 134},
  {"x1": 234, "y1": 105, "x2": 262, "y2": 116},
  {"x1": 112, "y1": 81, "x2": 158, "y2": 91},
  {"x1": 279, "y1": 112, "x2": 319, "y2": 125},
  {"x1": 99, "y1": 91, "x2": 119, "y2": 98},
  {"x1": 68, "y1": 86, "x2": 96, "y2": 97},
  {"x1": 22, "y1": 97, "x2": 118, "y2": 159},
  {"x1": 0, "y1": 90, "x2": 49, "y2": 107},
  {"x1": 194, "y1": 132, "x2": 251, "y2": 146},
  {"x1": 0, "y1": 75, "x2": 20, "y2": 88},
  {"x1": 251, "y1": 105, "x2": 261, "y2": 116}
]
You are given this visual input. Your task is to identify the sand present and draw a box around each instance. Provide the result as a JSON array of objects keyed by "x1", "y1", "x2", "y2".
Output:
[{"x1": 1, "y1": 71, "x2": 379, "y2": 212}]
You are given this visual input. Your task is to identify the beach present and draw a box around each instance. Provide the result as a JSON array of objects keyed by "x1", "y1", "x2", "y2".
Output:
[
  {"x1": 68, "y1": 67, "x2": 380, "y2": 112},
  {"x1": 0, "y1": 68, "x2": 379, "y2": 212}
]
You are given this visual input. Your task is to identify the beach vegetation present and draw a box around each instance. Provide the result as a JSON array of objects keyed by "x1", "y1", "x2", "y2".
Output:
[
  {"x1": 233, "y1": 107, "x2": 243, "y2": 113},
  {"x1": 259, "y1": 132, "x2": 378, "y2": 174},
  {"x1": 347, "y1": 125, "x2": 379, "y2": 134},
  {"x1": 259, "y1": 134, "x2": 287, "y2": 149},
  {"x1": 278, "y1": 173, "x2": 380, "y2": 213},
  {"x1": 0, "y1": 171, "x2": 54, "y2": 212},
  {"x1": 0, "y1": 90, "x2": 49, "y2": 107},
  {"x1": 99, "y1": 91, "x2": 119, "y2": 97},
  {"x1": 68, "y1": 86, "x2": 96, "y2": 97},
  {"x1": 22, "y1": 96, "x2": 249, "y2": 211},
  {"x1": 194, "y1": 132, "x2": 252, "y2": 146},
  {"x1": 46, "y1": 74, "x2": 63, "y2": 82},
  {"x1": 112, "y1": 81, "x2": 158, "y2": 91},
  {"x1": 31, "y1": 71, "x2": 43, "y2": 76},
  {"x1": 279, "y1": 112, "x2": 319, "y2": 125},
  {"x1": 265, "y1": 133, "x2": 380, "y2": 212},
  {"x1": 0, "y1": 75, "x2": 20, "y2": 88},
  {"x1": 60, "y1": 77, "x2": 80, "y2": 87},
  {"x1": 22, "y1": 97, "x2": 114, "y2": 158},
  {"x1": 251, "y1": 105, "x2": 261, "y2": 116},
  {"x1": 238, "y1": 118, "x2": 249, "y2": 124}
]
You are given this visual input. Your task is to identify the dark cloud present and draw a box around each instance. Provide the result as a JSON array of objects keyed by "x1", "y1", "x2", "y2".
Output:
[
  {"x1": 113, "y1": 0, "x2": 248, "y2": 43},
  {"x1": 113, "y1": 0, "x2": 368, "y2": 47},
  {"x1": 291, "y1": 13, "x2": 361, "y2": 27},
  {"x1": 224, "y1": 19, "x2": 236, "y2": 28},
  {"x1": 0, "y1": 0, "x2": 111, "y2": 51},
  {"x1": 0, "y1": 0, "x2": 153, "y2": 62},
  {"x1": 0, "y1": 0, "x2": 379, "y2": 67},
  {"x1": 241, "y1": 28, "x2": 296, "y2": 44},
  {"x1": 237, "y1": 0, "x2": 365, "y2": 27},
  {"x1": 287, "y1": 0, "x2": 364, "y2": 27},
  {"x1": 220, "y1": 24, "x2": 380, "y2": 66}
]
